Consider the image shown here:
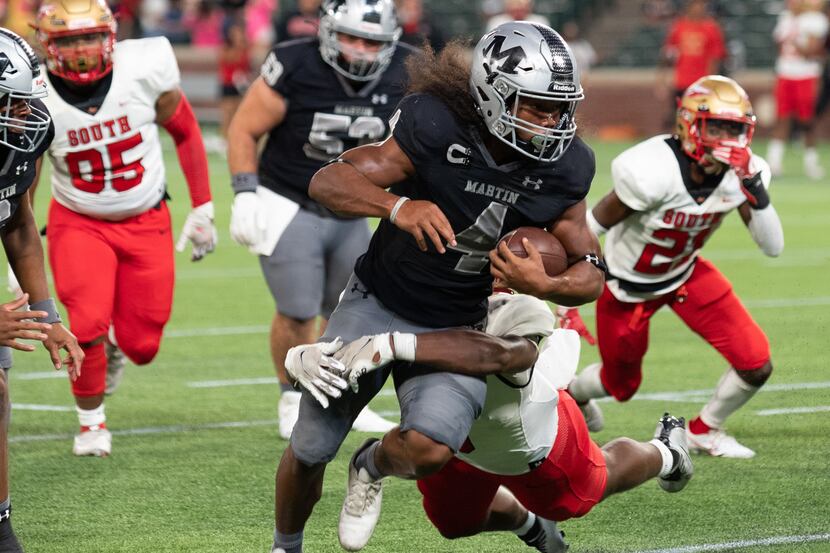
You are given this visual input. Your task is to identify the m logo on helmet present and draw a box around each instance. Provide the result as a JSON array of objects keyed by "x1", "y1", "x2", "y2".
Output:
[
  {"x1": 482, "y1": 35, "x2": 526, "y2": 75},
  {"x1": 0, "y1": 53, "x2": 18, "y2": 81}
]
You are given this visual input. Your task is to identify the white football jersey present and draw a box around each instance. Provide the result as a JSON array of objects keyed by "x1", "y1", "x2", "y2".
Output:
[
  {"x1": 43, "y1": 37, "x2": 180, "y2": 220},
  {"x1": 774, "y1": 10, "x2": 829, "y2": 79},
  {"x1": 456, "y1": 294, "x2": 581, "y2": 476},
  {"x1": 605, "y1": 135, "x2": 771, "y2": 302}
]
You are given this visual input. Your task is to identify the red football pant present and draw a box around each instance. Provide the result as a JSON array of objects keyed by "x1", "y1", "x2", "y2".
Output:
[
  {"x1": 596, "y1": 258, "x2": 770, "y2": 402},
  {"x1": 417, "y1": 392, "x2": 607, "y2": 537},
  {"x1": 775, "y1": 76, "x2": 819, "y2": 122},
  {"x1": 47, "y1": 200, "x2": 175, "y2": 397}
]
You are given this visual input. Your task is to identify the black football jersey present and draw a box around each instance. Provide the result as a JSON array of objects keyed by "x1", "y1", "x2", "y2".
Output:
[
  {"x1": 0, "y1": 99, "x2": 54, "y2": 232},
  {"x1": 257, "y1": 38, "x2": 416, "y2": 216},
  {"x1": 355, "y1": 93, "x2": 595, "y2": 327}
]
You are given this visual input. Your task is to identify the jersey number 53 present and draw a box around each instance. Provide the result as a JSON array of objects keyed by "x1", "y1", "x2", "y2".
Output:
[
  {"x1": 65, "y1": 134, "x2": 145, "y2": 193},
  {"x1": 304, "y1": 112, "x2": 386, "y2": 161}
]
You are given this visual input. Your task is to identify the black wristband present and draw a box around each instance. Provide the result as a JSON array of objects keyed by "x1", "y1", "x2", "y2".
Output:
[
  {"x1": 231, "y1": 173, "x2": 259, "y2": 195},
  {"x1": 582, "y1": 253, "x2": 608, "y2": 274},
  {"x1": 30, "y1": 298, "x2": 62, "y2": 324},
  {"x1": 741, "y1": 172, "x2": 770, "y2": 210}
]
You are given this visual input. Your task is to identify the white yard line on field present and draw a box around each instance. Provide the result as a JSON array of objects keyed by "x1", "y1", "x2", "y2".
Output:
[
  {"x1": 14, "y1": 371, "x2": 67, "y2": 380},
  {"x1": 12, "y1": 404, "x2": 73, "y2": 412},
  {"x1": 756, "y1": 405, "x2": 830, "y2": 416},
  {"x1": 187, "y1": 377, "x2": 278, "y2": 388},
  {"x1": 10, "y1": 419, "x2": 278, "y2": 444},
  {"x1": 606, "y1": 380, "x2": 830, "y2": 404},
  {"x1": 637, "y1": 532, "x2": 830, "y2": 553}
]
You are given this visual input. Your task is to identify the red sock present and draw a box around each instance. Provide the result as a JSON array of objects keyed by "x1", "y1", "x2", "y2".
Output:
[
  {"x1": 71, "y1": 342, "x2": 107, "y2": 397},
  {"x1": 688, "y1": 416, "x2": 712, "y2": 435}
]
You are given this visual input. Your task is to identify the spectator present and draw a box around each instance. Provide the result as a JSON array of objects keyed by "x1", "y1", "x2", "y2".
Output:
[
  {"x1": 245, "y1": 0, "x2": 277, "y2": 64},
  {"x1": 216, "y1": 14, "x2": 252, "y2": 152},
  {"x1": 767, "y1": 0, "x2": 829, "y2": 179},
  {"x1": 274, "y1": 0, "x2": 320, "y2": 43},
  {"x1": 562, "y1": 21, "x2": 598, "y2": 77},
  {"x1": 658, "y1": 0, "x2": 726, "y2": 127},
  {"x1": 816, "y1": 1, "x2": 830, "y2": 119},
  {"x1": 485, "y1": 0, "x2": 549, "y2": 32},
  {"x1": 185, "y1": 0, "x2": 224, "y2": 47},
  {"x1": 642, "y1": 0, "x2": 677, "y2": 25},
  {"x1": 397, "y1": 0, "x2": 445, "y2": 51}
]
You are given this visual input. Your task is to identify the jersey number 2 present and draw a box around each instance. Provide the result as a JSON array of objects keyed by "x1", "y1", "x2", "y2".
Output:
[
  {"x1": 634, "y1": 228, "x2": 712, "y2": 274},
  {"x1": 65, "y1": 134, "x2": 145, "y2": 193}
]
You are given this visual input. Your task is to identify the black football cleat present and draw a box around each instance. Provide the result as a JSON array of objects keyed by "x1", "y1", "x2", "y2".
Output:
[{"x1": 653, "y1": 413, "x2": 694, "y2": 493}]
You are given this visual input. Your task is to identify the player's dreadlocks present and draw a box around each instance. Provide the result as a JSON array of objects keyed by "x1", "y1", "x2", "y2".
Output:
[{"x1": 406, "y1": 40, "x2": 486, "y2": 133}]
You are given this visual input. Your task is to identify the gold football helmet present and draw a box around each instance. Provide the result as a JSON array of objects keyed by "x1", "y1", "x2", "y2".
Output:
[
  {"x1": 676, "y1": 75, "x2": 756, "y2": 162},
  {"x1": 34, "y1": 0, "x2": 117, "y2": 84}
]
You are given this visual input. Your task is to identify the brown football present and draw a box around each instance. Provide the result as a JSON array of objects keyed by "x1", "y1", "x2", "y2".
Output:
[{"x1": 499, "y1": 227, "x2": 569, "y2": 277}]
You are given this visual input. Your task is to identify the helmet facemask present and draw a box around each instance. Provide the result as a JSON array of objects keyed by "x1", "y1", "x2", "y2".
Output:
[
  {"x1": 0, "y1": 28, "x2": 51, "y2": 152},
  {"x1": 42, "y1": 29, "x2": 115, "y2": 84},
  {"x1": 318, "y1": 0, "x2": 401, "y2": 82}
]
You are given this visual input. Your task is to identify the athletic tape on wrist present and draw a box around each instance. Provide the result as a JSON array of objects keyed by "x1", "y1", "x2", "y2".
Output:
[
  {"x1": 30, "y1": 298, "x2": 61, "y2": 324},
  {"x1": 231, "y1": 173, "x2": 259, "y2": 195},
  {"x1": 389, "y1": 196, "x2": 410, "y2": 225},
  {"x1": 392, "y1": 332, "x2": 417, "y2": 362}
]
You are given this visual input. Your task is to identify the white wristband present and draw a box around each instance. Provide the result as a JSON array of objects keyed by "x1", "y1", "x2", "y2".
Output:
[
  {"x1": 392, "y1": 332, "x2": 417, "y2": 362},
  {"x1": 389, "y1": 196, "x2": 410, "y2": 225}
]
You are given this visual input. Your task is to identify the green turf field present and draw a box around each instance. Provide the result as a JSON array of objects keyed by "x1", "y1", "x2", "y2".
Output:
[{"x1": 7, "y1": 137, "x2": 830, "y2": 552}]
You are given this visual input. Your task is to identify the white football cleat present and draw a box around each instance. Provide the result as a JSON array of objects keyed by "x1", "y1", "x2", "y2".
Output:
[
  {"x1": 577, "y1": 399, "x2": 604, "y2": 432},
  {"x1": 73, "y1": 426, "x2": 112, "y2": 457},
  {"x1": 104, "y1": 342, "x2": 127, "y2": 396},
  {"x1": 687, "y1": 428, "x2": 755, "y2": 459},
  {"x1": 653, "y1": 414, "x2": 693, "y2": 492},
  {"x1": 277, "y1": 390, "x2": 302, "y2": 440},
  {"x1": 805, "y1": 161, "x2": 825, "y2": 181},
  {"x1": 351, "y1": 406, "x2": 396, "y2": 433},
  {"x1": 339, "y1": 439, "x2": 383, "y2": 551}
]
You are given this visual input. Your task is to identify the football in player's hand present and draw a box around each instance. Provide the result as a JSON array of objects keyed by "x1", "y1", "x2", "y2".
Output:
[{"x1": 499, "y1": 227, "x2": 568, "y2": 276}]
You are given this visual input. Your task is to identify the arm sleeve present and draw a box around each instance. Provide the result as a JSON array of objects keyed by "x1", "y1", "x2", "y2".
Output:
[{"x1": 747, "y1": 205, "x2": 784, "y2": 257}]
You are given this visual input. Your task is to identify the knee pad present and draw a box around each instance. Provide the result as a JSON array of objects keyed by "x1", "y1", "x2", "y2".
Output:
[{"x1": 736, "y1": 360, "x2": 773, "y2": 387}]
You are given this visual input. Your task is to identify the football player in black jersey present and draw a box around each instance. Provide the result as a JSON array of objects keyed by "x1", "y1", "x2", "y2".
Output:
[
  {"x1": 272, "y1": 23, "x2": 605, "y2": 553},
  {"x1": 227, "y1": 0, "x2": 416, "y2": 441},
  {"x1": 0, "y1": 28, "x2": 83, "y2": 553}
]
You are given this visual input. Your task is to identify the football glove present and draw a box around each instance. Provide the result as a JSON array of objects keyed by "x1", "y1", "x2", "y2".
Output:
[
  {"x1": 284, "y1": 339, "x2": 348, "y2": 408},
  {"x1": 334, "y1": 333, "x2": 415, "y2": 392},
  {"x1": 555, "y1": 307, "x2": 596, "y2": 345},
  {"x1": 229, "y1": 192, "x2": 268, "y2": 248},
  {"x1": 175, "y1": 201, "x2": 217, "y2": 261},
  {"x1": 710, "y1": 142, "x2": 770, "y2": 210}
]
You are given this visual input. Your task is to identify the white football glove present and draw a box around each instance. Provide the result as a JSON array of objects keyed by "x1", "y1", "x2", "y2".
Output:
[
  {"x1": 6, "y1": 263, "x2": 22, "y2": 299},
  {"x1": 176, "y1": 201, "x2": 218, "y2": 261},
  {"x1": 284, "y1": 339, "x2": 349, "y2": 408},
  {"x1": 334, "y1": 333, "x2": 416, "y2": 392},
  {"x1": 229, "y1": 192, "x2": 268, "y2": 249}
]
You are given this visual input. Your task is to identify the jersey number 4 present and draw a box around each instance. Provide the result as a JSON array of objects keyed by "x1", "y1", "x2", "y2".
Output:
[
  {"x1": 449, "y1": 202, "x2": 508, "y2": 274},
  {"x1": 305, "y1": 112, "x2": 385, "y2": 161},
  {"x1": 65, "y1": 134, "x2": 145, "y2": 193},
  {"x1": 634, "y1": 227, "x2": 713, "y2": 274}
]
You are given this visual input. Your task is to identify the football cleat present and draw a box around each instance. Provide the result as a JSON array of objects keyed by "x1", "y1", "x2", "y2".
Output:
[
  {"x1": 577, "y1": 399, "x2": 604, "y2": 433},
  {"x1": 805, "y1": 161, "x2": 825, "y2": 181},
  {"x1": 277, "y1": 390, "x2": 302, "y2": 441},
  {"x1": 352, "y1": 407, "x2": 396, "y2": 433},
  {"x1": 73, "y1": 426, "x2": 112, "y2": 457},
  {"x1": 0, "y1": 531, "x2": 23, "y2": 553},
  {"x1": 518, "y1": 516, "x2": 569, "y2": 553},
  {"x1": 104, "y1": 342, "x2": 127, "y2": 396},
  {"x1": 339, "y1": 439, "x2": 383, "y2": 551},
  {"x1": 687, "y1": 428, "x2": 755, "y2": 459},
  {"x1": 653, "y1": 414, "x2": 693, "y2": 492}
]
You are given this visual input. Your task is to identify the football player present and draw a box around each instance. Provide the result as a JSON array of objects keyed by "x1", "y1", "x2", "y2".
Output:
[
  {"x1": 287, "y1": 292, "x2": 693, "y2": 552},
  {"x1": 270, "y1": 23, "x2": 605, "y2": 553},
  {"x1": 0, "y1": 28, "x2": 83, "y2": 552},
  {"x1": 567, "y1": 76, "x2": 783, "y2": 459},
  {"x1": 34, "y1": 0, "x2": 216, "y2": 457},
  {"x1": 766, "y1": 0, "x2": 828, "y2": 179},
  {"x1": 227, "y1": 0, "x2": 414, "y2": 440}
]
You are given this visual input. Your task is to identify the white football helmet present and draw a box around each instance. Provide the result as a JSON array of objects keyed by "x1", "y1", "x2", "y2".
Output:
[
  {"x1": 318, "y1": 0, "x2": 401, "y2": 82},
  {"x1": 0, "y1": 28, "x2": 51, "y2": 153},
  {"x1": 470, "y1": 22, "x2": 583, "y2": 163}
]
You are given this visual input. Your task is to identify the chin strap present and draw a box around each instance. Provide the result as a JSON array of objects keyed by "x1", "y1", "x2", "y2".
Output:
[{"x1": 162, "y1": 94, "x2": 212, "y2": 208}]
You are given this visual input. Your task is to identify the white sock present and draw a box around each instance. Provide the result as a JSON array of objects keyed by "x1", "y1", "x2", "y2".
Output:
[
  {"x1": 568, "y1": 363, "x2": 608, "y2": 402},
  {"x1": 513, "y1": 511, "x2": 536, "y2": 535},
  {"x1": 698, "y1": 369, "x2": 759, "y2": 430},
  {"x1": 804, "y1": 148, "x2": 820, "y2": 167},
  {"x1": 648, "y1": 439, "x2": 675, "y2": 477},
  {"x1": 767, "y1": 139, "x2": 785, "y2": 169},
  {"x1": 76, "y1": 404, "x2": 105, "y2": 429}
]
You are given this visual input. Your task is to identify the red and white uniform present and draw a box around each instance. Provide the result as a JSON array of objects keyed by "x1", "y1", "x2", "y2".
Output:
[
  {"x1": 773, "y1": 9, "x2": 829, "y2": 120},
  {"x1": 418, "y1": 295, "x2": 607, "y2": 533},
  {"x1": 42, "y1": 37, "x2": 179, "y2": 398},
  {"x1": 596, "y1": 137, "x2": 772, "y2": 401}
]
